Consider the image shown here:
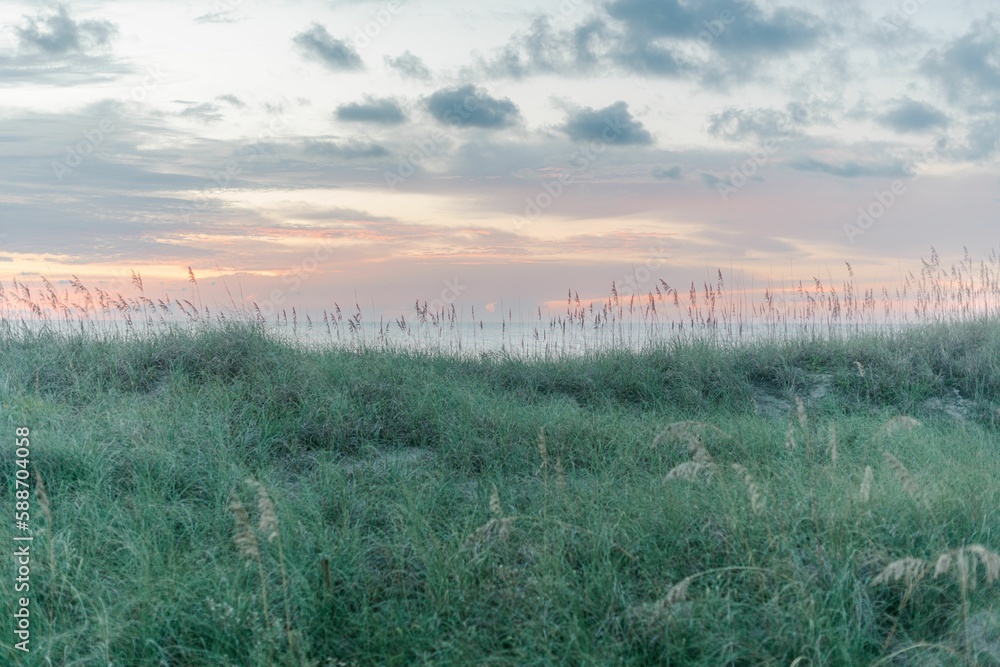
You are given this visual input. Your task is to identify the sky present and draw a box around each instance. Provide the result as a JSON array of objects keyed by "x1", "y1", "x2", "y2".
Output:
[{"x1": 1, "y1": 0, "x2": 998, "y2": 321}]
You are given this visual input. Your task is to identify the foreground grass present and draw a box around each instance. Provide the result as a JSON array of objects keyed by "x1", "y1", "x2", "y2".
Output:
[{"x1": 1, "y1": 320, "x2": 999, "y2": 665}]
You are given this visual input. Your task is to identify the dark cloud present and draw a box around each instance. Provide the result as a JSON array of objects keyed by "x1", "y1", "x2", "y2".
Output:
[
  {"x1": 303, "y1": 139, "x2": 390, "y2": 159},
  {"x1": 652, "y1": 165, "x2": 682, "y2": 180},
  {"x1": 790, "y1": 157, "x2": 909, "y2": 178},
  {"x1": 335, "y1": 97, "x2": 407, "y2": 125},
  {"x1": 383, "y1": 50, "x2": 431, "y2": 80},
  {"x1": 561, "y1": 101, "x2": 654, "y2": 146},
  {"x1": 876, "y1": 98, "x2": 948, "y2": 133},
  {"x1": 14, "y1": 4, "x2": 117, "y2": 56},
  {"x1": 425, "y1": 84, "x2": 521, "y2": 129},
  {"x1": 293, "y1": 24, "x2": 363, "y2": 71},
  {"x1": 605, "y1": 0, "x2": 824, "y2": 55},
  {"x1": 921, "y1": 16, "x2": 1000, "y2": 106},
  {"x1": 612, "y1": 41, "x2": 685, "y2": 77}
]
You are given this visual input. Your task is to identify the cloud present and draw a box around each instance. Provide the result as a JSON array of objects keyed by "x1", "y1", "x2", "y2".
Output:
[
  {"x1": 335, "y1": 96, "x2": 407, "y2": 125},
  {"x1": 560, "y1": 101, "x2": 654, "y2": 145},
  {"x1": 302, "y1": 139, "x2": 390, "y2": 159},
  {"x1": 876, "y1": 98, "x2": 948, "y2": 133},
  {"x1": 921, "y1": 16, "x2": 1000, "y2": 106},
  {"x1": 605, "y1": 0, "x2": 824, "y2": 55},
  {"x1": 425, "y1": 84, "x2": 521, "y2": 129},
  {"x1": 612, "y1": 41, "x2": 686, "y2": 77},
  {"x1": 175, "y1": 101, "x2": 224, "y2": 123},
  {"x1": 477, "y1": 16, "x2": 608, "y2": 78},
  {"x1": 216, "y1": 94, "x2": 247, "y2": 108},
  {"x1": 708, "y1": 106, "x2": 801, "y2": 142},
  {"x1": 383, "y1": 50, "x2": 431, "y2": 80},
  {"x1": 14, "y1": 4, "x2": 117, "y2": 56},
  {"x1": 652, "y1": 165, "x2": 682, "y2": 180},
  {"x1": 790, "y1": 157, "x2": 909, "y2": 178},
  {"x1": 956, "y1": 116, "x2": 1000, "y2": 160},
  {"x1": 293, "y1": 24, "x2": 363, "y2": 71}
]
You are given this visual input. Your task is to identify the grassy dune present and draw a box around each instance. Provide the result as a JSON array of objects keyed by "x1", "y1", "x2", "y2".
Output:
[{"x1": 1, "y1": 314, "x2": 1000, "y2": 665}]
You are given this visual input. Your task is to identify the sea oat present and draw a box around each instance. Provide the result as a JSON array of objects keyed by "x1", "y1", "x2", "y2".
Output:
[
  {"x1": 228, "y1": 495, "x2": 260, "y2": 562},
  {"x1": 879, "y1": 416, "x2": 922, "y2": 438},
  {"x1": 732, "y1": 463, "x2": 765, "y2": 514},
  {"x1": 883, "y1": 452, "x2": 921, "y2": 503},
  {"x1": 965, "y1": 544, "x2": 1000, "y2": 584},
  {"x1": 935, "y1": 545, "x2": 1000, "y2": 587},
  {"x1": 860, "y1": 465, "x2": 873, "y2": 504},
  {"x1": 828, "y1": 423, "x2": 838, "y2": 468},
  {"x1": 489, "y1": 483, "x2": 503, "y2": 518},
  {"x1": 463, "y1": 517, "x2": 515, "y2": 552},
  {"x1": 784, "y1": 421, "x2": 796, "y2": 451},
  {"x1": 665, "y1": 460, "x2": 716, "y2": 482},
  {"x1": 795, "y1": 396, "x2": 808, "y2": 431},
  {"x1": 627, "y1": 574, "x2": 694, "y2": 630},
  {"x1": 251, "y1": 481, "x2": 279, "y2": 543},
  {"x1": 652, "y1": 421, "x2": 730, "y2": 453},
  {"x1": 872, "y1": 557, "x2": 928, "y2": 587},
  {"x1": 537, "y1": 427, "x2": 548, "y2": 470},
  {"x1": 555, "y1": 456, "x2": 566, "y2": 493}
]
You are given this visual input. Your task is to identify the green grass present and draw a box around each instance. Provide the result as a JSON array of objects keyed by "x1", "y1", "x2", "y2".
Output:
[{"x1": 0, "y1": 316, "x2": 999, "y2": 666}]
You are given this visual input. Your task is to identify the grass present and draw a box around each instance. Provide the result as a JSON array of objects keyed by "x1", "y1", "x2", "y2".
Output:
[{"x1": 1, "y1": 251, "x2": 999, "y2": 664}]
